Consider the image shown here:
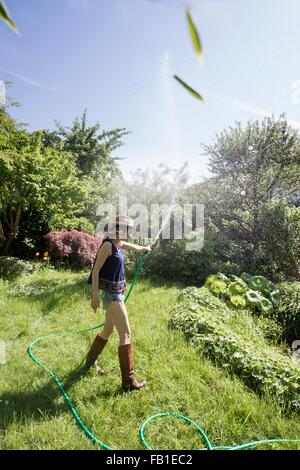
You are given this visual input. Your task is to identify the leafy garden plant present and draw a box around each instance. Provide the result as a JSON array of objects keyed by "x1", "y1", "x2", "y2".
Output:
[
  {"x1": 169, "y1": 286, "x2": 300, "y2": 411},
  {"x1": 205, "y1": 272, "x2": 280, "y2": 316}
]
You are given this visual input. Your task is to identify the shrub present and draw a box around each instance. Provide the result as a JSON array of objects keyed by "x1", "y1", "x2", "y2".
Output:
[
  {"x1": 12, "y1": 206, "x2": 50, "y2": 259},
  {"x1": 211, "y1": 261, "x2": 242, "y2": 277},
  {"x1": 43, "y1": 229, "x2": 102, "y2": 268},
  {"x1": 242, "y1": 277, "x2": 300, "y2": 344},
  {"x1": 143, "y1": 235, "x2": 217, "y2": 285},
  {"x1": 275, "y1": 282, "x2": 300, "y2": 344},
  {"x1": 254, "y1": 316, "x2": 284, "y2": 343},
  {"x1": 0, "y1": 256, "x2": 36, "y2": 280},
  {"x1": 169, "y1": 286, "x2": 300, "y2": 410},
  {"x1": 122, "y1": 245, "x2": 149, "y2": 279},
  {"x1": 255, "y1": 199, "x2": 300, "y2": 280},
  {"x1": 205, "y1": 273, "x2": 300, "y2": 346}
]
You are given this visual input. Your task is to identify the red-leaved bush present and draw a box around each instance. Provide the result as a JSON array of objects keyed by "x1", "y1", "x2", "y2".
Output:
[{"x1": 43, "y1": 230, "x2": 103, "y2": 268}]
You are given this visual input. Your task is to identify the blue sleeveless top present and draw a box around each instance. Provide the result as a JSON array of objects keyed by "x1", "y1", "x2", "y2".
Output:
[{"x1": 88, "y1": 237, "x2": 126, "y2": 293}]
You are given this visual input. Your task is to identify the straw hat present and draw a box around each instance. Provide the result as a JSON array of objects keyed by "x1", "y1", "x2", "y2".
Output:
[
  {"x1": 106, "y1": 214, "x2": 134, "y2": 235},
  {"x1": 115, "y1": 214, "x2": 134, "y2": 227}
]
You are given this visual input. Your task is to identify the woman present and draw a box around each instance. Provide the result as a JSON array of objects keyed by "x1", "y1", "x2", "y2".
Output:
[{"x1": 86, "y1": 214, "x2": 151, "y2": 392}]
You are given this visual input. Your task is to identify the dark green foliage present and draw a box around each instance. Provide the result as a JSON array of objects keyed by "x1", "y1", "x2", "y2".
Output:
[
  {"x1": 254, "y1": 199, "x2": 300, "y2": 279},
  {"x1": 275, "y1": 282, "x2": 300, "y2": 343},
  {"x1": 142, "y1": 237, "x2": 217, "y2": 286},
  {"x1": 12, "y1": 206, "x2": 50, "y2": 259}
]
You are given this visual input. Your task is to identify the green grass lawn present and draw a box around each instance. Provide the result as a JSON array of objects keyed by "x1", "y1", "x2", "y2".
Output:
[{"x1": 1, "y1": 268, "x2": 300, "y2": 450}]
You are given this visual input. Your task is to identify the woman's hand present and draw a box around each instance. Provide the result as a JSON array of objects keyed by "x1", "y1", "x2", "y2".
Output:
[
  {"x1": 91, "y1": 294, "x2": 99, "y2": 313},
  {"x1": 143, "y1": 245, "x2": 151, "y2": 253}
]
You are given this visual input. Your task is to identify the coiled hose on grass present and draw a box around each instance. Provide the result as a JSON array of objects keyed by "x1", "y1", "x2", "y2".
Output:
[{"x1": 27, "y1": 252, "x2": 300, "y2": 450}]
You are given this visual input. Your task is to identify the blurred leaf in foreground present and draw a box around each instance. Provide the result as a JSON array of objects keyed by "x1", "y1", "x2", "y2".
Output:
[
  {"x1": 185, "y1": 8, "x2": 203, "y2": 64},
  {"x1": 0, "y1": 0, "x2": 19, "y2": 34},
  {"x1": 173, "y1": 75, "x2": 205, "y2": 104}
]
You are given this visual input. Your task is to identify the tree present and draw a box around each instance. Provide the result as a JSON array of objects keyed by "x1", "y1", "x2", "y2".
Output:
[
  {"x1": 199, "y1": 114, "x2": 300, "y2": 276},
  {"x1": 0, "y1": 107, "x2": 91, "y2": 255},
  {"x1": 41, "y1": 111, "x2": 130, "y2": 227},
  {"x1": 43, "y1": 110, "x2": 129, "y2": 178}
]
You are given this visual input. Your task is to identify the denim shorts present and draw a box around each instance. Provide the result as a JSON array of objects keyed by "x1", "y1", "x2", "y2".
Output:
[{"x1": 102, "y1": 290, "x2": 125, "y2": 308}]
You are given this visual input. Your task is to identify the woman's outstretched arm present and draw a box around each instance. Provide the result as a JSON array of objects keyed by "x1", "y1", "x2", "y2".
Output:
[{"x1": 120, "y1": 241, "x2": 151, "y2": 253}]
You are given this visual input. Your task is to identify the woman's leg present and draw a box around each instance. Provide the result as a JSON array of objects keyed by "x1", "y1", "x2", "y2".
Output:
[
  {"x1": 105, "y1": 300, "x2": 131, "y2": 345},
  {"x1": 98, "y1": 306, "x2": 115, "y2": 340},
  {"x1": 85, "y1": 304, "x2": 115, "y2": 372},
  {"x1": 106, "y1": 301, "x2": 146, "y2": 390}
]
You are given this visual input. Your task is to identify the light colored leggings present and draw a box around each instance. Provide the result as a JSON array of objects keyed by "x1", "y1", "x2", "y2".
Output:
[{"x1": 98, "y1": 300, "x2": 131, "y2": 346}]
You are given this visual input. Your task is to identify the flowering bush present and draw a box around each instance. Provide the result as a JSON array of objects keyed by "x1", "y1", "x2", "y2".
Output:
[{"x1": 43, "y1": 229, "x2": 102, "y2": 268}]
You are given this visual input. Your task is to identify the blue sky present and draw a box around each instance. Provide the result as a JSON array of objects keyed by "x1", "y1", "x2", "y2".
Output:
[{"x1": 1, "y1": 0, "x2": 300, "y2": 183}]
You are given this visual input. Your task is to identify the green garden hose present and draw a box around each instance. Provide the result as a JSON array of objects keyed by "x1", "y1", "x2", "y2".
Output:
[{"x1": 27, "y1": 252, "x2": 300, "y2": 450}]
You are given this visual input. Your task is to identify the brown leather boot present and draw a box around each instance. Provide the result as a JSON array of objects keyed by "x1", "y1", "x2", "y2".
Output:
[
  {"x1": 118, "y1": 343, "x2": 147, "y2": 391},
  {"x1": 85, "y1": 334, "x2": 108, "y2": 373}
]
